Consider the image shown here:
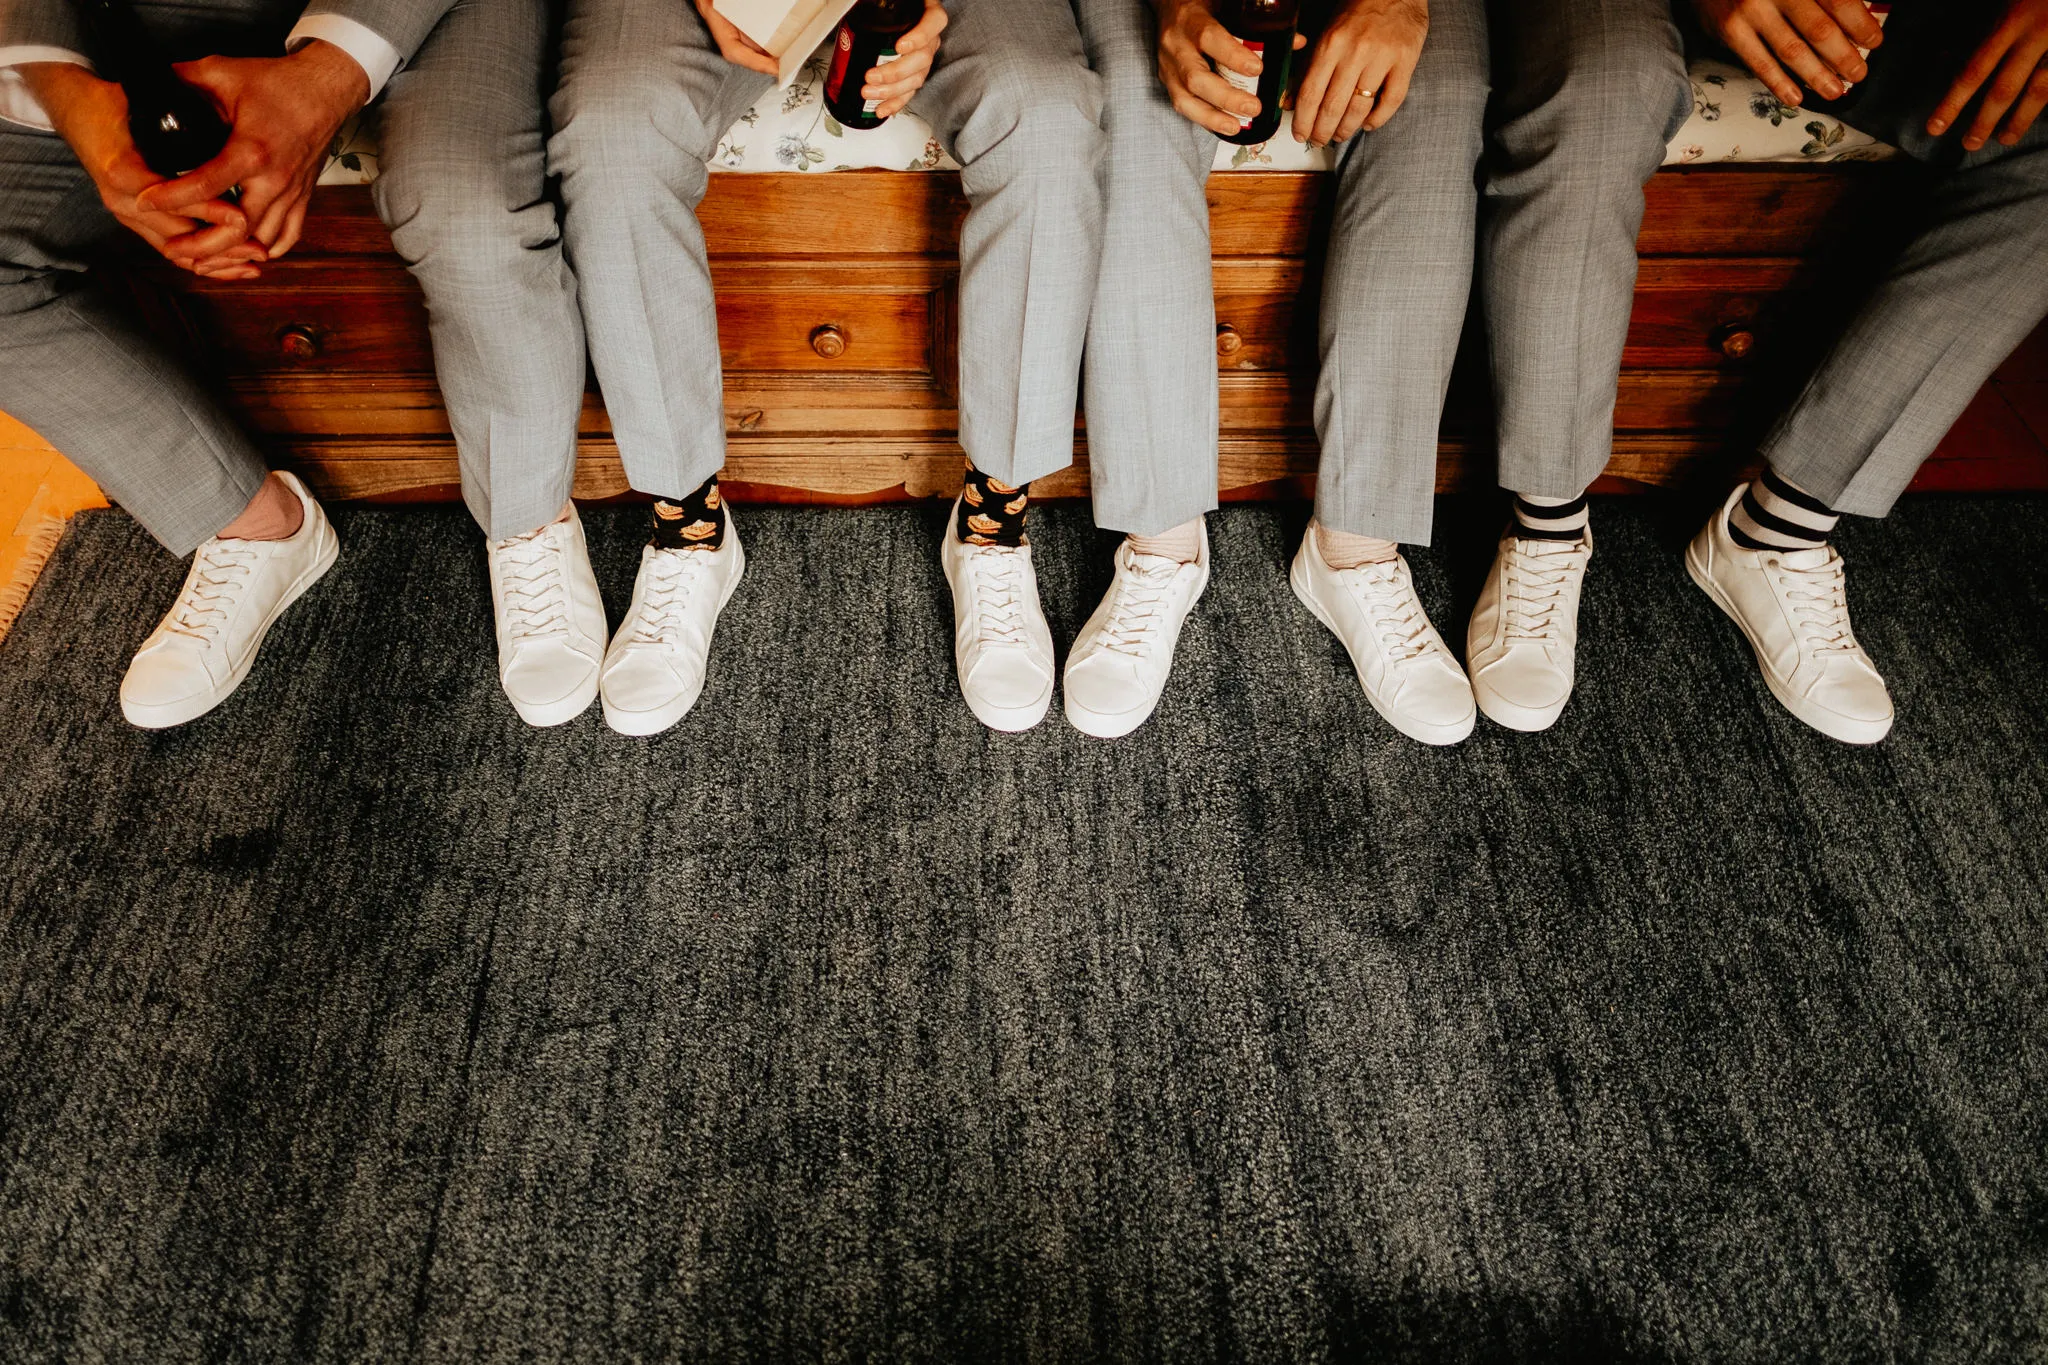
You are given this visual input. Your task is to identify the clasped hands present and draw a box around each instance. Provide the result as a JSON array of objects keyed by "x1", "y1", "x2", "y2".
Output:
[
  {"x1": 24, "y1": 39, "x2": 368, "y2": 281},
  {"x1": 1693, "y1": 0, "x2": 2048, "y2": 149}
]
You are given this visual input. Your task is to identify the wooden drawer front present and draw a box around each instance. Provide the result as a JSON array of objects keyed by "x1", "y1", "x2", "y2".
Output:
[
  {"x1": 710, "y1": 260, "x2": 950, "y2": 380},
  {"x1": 1213, "y1": 260, "x2": 1314, "y2": 373},
  {"x1": 174, "y1": 275, "x2": 431, "y2": 375},
  {"x1": 1623, "y1": 260, "x2": 1809, "y2": 369},
  {"x1": 714, "y1": 290, "x2": 934, "y2": 374}
]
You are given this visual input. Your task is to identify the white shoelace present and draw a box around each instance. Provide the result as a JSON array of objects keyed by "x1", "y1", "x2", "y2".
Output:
[
  {"x1": 1097, "y1": 555, "x2": 1182, "y2": 658},
  {"x1": 1337, "y1": 562, "x2": 1439, "y2": 663},
  {"x1": 1501, "y1": 539, "x2": 1589, "y2": 641},
  {"x1": 965, "y1": 545, "x2": 1031, "y2": 647},
  {"x1": 166, "y1": 541, "x2": 260, "y2": 642},
  {"x1": 1776, "y1": 550, "x2": 1859, "y2": 654},
  {"x1": 627, "y1": 548, "x2": 716, "y2": 646},
  {"x1": 494, "y1": 526, "x2": 572, "y2": 641}
]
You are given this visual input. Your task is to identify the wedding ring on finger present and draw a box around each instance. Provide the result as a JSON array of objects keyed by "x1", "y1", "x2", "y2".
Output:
[{"x1": 1352, "y1": 87, "x2": 1375, "y2": 102}]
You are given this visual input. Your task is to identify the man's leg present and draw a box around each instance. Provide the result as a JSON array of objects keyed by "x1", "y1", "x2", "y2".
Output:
[
  {"x1": 373, "y1": 0, "x2": 585, "y2": 543},
  {"x1": 1462, "y1": 0, "x2": 1689, "y2": 733},
  {"x1": 549, "y1": 0, "x2": 770, "y2": 504},
  {"x1": 373, "y1": 0, "x2": 615, "y2": 729},
  {"x1": 1289, "y1": 0, "x2": 1486, "y2": 747},
  {"x1": 544, "y1": 0, "x2": 770, "y2": 734},
  {"x1": 0, "y1": 124, "x2": 337, "y2": 728},
  {"x1": 1689, "y1": 3, "x2": 2048, "y2": 745},
  {"x1": 0, "y1": 127, "x2": 267, "y2": 555},
  {"x1": 1060, "y1": 0, "x2": 1218, "y2": 739},
  {"x1": 1075, "y1": 0, "x2": 1218, "y2": 538},
  {"x1": 910, "y1": 0, "x2": 1106, "y2": 733}
]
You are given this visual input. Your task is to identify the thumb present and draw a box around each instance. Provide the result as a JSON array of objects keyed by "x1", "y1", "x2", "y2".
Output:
[{"x1": 138, "y1": 141, "x2": 259, "y2": 214}]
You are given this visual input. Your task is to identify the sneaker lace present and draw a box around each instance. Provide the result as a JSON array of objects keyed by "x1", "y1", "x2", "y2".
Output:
[
  {"x1": 628, "y1": 548, "x2": 715, "y2": 645},
  {"x1": 1337, "y1": 562, "x2": 1439, "y2": 663},
  {"x1": 1777, "y1": 551, "x2": 1859, "y2": 654},
  {"x1": 967, "y1": 545, "x2": 1031, "y2": 647},
  {"x1": 1501, "y1": 539, "x2": 1587, "y2": 641},
  {"x1": 1098, "y1": 555, "x2": 1181, "y2": 658},
  {"x1": 494, "y1": 526, "x2": 572, "y2": 641},
  {"x1": 166, "y1": 541, "x2": 261, "y2": 642}
]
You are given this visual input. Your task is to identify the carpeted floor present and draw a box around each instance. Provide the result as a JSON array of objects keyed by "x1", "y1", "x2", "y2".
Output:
[{"x1": 0, "y1": 497, "x2": 2044, "y2": 1363}]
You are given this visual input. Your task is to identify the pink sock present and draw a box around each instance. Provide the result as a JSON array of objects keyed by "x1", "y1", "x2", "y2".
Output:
[
  {"x1": 1313, "y1": 520, "x2": 1399, "y2": 569},
  {"x1": 1126, "y1": 517, "x2": 1203, "y2": 563}
]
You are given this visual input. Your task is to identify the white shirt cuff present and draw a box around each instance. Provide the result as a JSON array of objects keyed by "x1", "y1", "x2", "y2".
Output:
[
  {"x1": 286, "y1": 15, "x2": 403, "y2": 102},
  {"x1": 0, "y1": 46, "x2": 91, "y2": 133}
]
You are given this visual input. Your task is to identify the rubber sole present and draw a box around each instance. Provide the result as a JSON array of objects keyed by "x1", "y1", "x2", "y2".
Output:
[
  {"x1": 600, "y1": 536, "x2": 747, "y2": 736},
  {"x1": 120, "y1": 522, "x2": 341, "y2": 730},
  {"x1": 1684, "y1": 537, "x2": 1892, "y2": 746},
  {"x1": 1289, "y1": 555, "x2": 1474, "y2": 747}
]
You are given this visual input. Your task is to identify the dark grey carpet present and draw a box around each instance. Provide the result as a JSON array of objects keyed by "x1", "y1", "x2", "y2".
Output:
[{"x1": 1, "y1": 497, "x2": 2044, "y2": 1363}]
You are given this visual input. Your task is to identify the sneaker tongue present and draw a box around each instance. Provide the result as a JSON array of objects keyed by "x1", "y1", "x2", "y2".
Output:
[{"x1": 1780, "y1": 546, "x2": 1833, "y2": 571}]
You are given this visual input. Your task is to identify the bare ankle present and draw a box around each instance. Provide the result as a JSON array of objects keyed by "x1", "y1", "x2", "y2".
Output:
[{"x1": 215, "y1": 472, "x2": 305, "y2": 542}]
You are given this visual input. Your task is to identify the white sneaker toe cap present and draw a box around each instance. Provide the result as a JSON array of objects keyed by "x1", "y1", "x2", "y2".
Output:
[
  {"x1": 1062, "y1": 656, "x2": 1152, "y2": 737},
  {"x1": 600, "y1": 653, "x2": 704, "y2": 734},
  {"x1": 1384, "y1": 663, "x2": 1478, "y2": 745},
  {"x1": 1472, "y1": 652, "x2": 1573, "y2": 731},
  {"x1": 502, "y1": 645, "x2": 600, "y2": 726},
  {"x1": 961, "y1": 653, "x2": 1053, "y2": 730}
]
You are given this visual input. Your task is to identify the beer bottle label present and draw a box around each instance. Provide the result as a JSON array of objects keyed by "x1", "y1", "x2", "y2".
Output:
[
  {"x1": 864, "y1": 50, "x2": 901, "y2": 115},
  {"x1": 826, "y1": 24, "x2": 903, "y2": 116},
  {"x1": 825, "y1": 24, "x2": 857, "y2": 103},
  {"x1": 1221, "y1": 39, "x2": 1263, "y2": 129}
]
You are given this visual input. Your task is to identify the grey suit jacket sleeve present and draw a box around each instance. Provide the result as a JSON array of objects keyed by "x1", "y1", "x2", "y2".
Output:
[
  {"x1": 300, "y1": 0, "x2": 458, "y2": 66},
  {"x1": 0, "y1": 0, "x2": 88, "y2": 55}
]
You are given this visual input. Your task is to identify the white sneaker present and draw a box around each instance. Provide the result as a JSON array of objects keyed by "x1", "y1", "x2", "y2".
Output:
[
  {"x1": 1064, "y1": 523, "x2": 1211, "y2": 739},
  {"x1": 939, "y1": 495, "x2": 1055, "y2": 731},
  {"x1": 1686, "y1": 485, "x2": 1893, "y2": 744},
  {"x1": 487, "y1": 506, "x2": 607, "y2": 727},
  {"x1": 1466, "y1": 528, "x2": 1593, "y2": 732},
  {"x1": 1289, "y1": 530, "x2": 1475, "y2": 746},
  {"x1": 600, "y1": 509, "x2": 746, "y2": 736},
  {"x1": 119, "y1": 471, "x2": 339, "y2": 729}
]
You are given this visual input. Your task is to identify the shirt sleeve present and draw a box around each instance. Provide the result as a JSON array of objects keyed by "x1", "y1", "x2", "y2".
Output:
[
  {"x1": 0, "y1": 46, "x2": 91, "y2": 133},
  {"x1": 286, "y1": 14, "x2": 403, "y2": 102}
]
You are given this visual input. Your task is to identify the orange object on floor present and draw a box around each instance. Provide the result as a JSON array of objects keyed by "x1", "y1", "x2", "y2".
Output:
[{"x1": 1, "y1": 413, "x2": 107, "y2": 642}]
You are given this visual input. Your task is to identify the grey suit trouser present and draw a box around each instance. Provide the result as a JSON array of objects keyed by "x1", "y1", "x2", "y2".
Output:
[
  {"x1": 1758, "y1": 2, "x2": 2048, "y2": 518},
  {"x1": 547, "y1": 0, "x2": 1104, "y2": 504},
  {"x1": 0, "y1": 0, "x2": 580, "y2": 553},
  {"x1": 1082, "y1": 0, "x2": 1689, "y2": 544}
]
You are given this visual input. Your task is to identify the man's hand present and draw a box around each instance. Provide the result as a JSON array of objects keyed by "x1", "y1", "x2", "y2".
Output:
[
  {"x1": 1690, "y1": 0, "x2": 1883, "y2": 106},
  {"x1": 1293, "y1": 0, "x2": 1428, "y2": 146},
  {"x1": 1928, "y1": 0, "x2": 2048, "y2": 149},
  {"x1": 20, "y1": 61, "x2": 262, "y2": 278},
  {"x1": 1155, "y1": 0, "x2": 1306, "y2": 138},
  {"x1": 862, "y1": 0, "x2": 947, "y2": 119},
  {"x1": 697, "y1": 0, "x2": 780, "y2": 75},
  {"x1": 137, "y1": 41, "x2": 369, "y2": 267}
]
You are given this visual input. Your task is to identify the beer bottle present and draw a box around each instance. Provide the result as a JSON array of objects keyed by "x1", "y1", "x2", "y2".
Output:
[
  {"x1": 74, "y1": 0, "x2": 233, "y2": 182},
  {"x1": 1216, "y1": 0, "x2": 1299, "y2": 146},
  {"x1": 822, "y1": 0, "x2": 922, "y2": 131}
]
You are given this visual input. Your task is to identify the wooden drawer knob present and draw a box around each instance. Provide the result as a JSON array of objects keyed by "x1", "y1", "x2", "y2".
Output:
[
  {"x1": 1216, "y1": 323, "x2": 1244, "y2": 357},
  {"x1": 810, "y1": 324, "x2": 847, "y2": 359},
  {"x1": 1714, "y1": 324, "x2": 1756, "y2": 360},
  {"x1": 278, "y1": 325, "x2": 320, "y2": 362}
]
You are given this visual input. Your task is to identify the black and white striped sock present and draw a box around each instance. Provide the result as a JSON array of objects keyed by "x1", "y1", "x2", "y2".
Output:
[
  {"x1": 1729, "y1": 467, "x2": 1839, "y2": 552},
  {"x1": 1512, "y1": 492, "x2": 1589, "y2": 542}
]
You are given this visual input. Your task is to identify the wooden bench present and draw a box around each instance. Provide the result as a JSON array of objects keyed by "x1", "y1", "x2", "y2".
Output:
[{"x1": 103, "y1": 164, "x2": 2048, "y2": 508}]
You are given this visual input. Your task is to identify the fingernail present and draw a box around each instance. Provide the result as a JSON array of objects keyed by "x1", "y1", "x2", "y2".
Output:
[
  {"x1": 1965, "y1": 137, "x2": 1983, "y2": 150},
  {"x1": 1929, "y1": 118, "x2": 1948, "y2": 133}
]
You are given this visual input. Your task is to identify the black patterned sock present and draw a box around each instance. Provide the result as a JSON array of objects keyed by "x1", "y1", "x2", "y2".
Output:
[
  {"x1": 955, "y1": 462, "x2": 1030, "y2": 547},
  {"x1": 650, "y1": 477, "x2": 726, "y2": 551}
]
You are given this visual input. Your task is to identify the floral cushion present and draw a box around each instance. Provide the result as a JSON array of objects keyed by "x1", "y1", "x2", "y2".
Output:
[{"x1": 317, "y1": 50, "x2": 1894, "y2": 187}]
